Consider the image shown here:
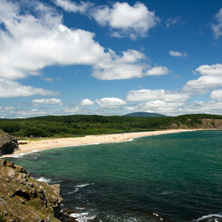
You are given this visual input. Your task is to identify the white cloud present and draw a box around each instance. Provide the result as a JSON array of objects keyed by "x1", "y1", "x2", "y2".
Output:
[
  {"x1": 0, "y1": 79, "x2": 58, "y2": 98},
  {"x1": 124, "y1": 100, "x2": 185, "y2": 116},
  {"x1": 5, "y1": 108, "x2": 48, "y2": 119},
  {"x1": 63, "y1": 107, "x2": 80, "y2": 113},
  {"x1": 212, "y1": 8, "x2": 222, "y2": 39},
  {"x1": 169, "y1": 50, "x2": 187, "y2": 57},
  {"x1": 54, "y1": 0, "x2": 92, "y2": 13},
  {"x1": 96, "y1": 97, "x2": 126, "y2": 108},
  {"x1": 146, "y1": 66, "x2": 169, "y2": 76},
  {"x1": 92, "y1": 49, "x2": 147, "y2": 80},
  {"x1": 166, "y1": 17, "x2": 180, "y2": 28},
  {"x1": 195, "y1": 64, "x2": 222, "y2": 76},
  {"x1": 0, "y1": 0, "x2": 159, "y2": 85},
  {"x1": 183, "y1": 64, "x2": 222, "y2": 94},
  {"x1": 32, "y1": 98, "x2": 63, "y2": 106},
  {"x1": 42, "y1": 77, "x2": 53, "y2": 82},
  {"x1": 80, "y1": 99, "x2": 94, "y2": 106},
  {"x1": 91, "y1": 2, "x2": 160, "y2": 39},
  {"x1": 126, "y1": 89, "x2": 189, "y2": 102},
  {"x1": 210, "y1": 89, "x2": 222, "y2": 100},
  {"x1": 124, "y1": 99, "x2": 222, "y2": 116}
]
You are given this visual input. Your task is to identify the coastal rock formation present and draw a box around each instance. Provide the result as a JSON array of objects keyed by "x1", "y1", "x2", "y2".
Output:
[
  {"x1": 0, "y1": 130, "x2": 19, "y2": 155},
  {"x1": 0, "y1": 159, "x2": 63, "y2": 222}
]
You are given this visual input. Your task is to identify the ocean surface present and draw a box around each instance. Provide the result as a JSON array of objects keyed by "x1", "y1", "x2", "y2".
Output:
[{"x1": 6, "y1": 131, "x2": 222, "y2": 222}]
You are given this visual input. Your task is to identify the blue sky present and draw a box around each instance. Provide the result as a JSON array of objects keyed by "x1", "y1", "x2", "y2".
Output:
[{"x1": 0, "y1": 0, "x2": 222, "y2": 118}]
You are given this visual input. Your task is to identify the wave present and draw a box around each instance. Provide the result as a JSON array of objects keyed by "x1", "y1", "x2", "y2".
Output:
[
  {"x1": 2, "y1": 150, "x2": 39, "y2": 159},
  {"x1": 63, "y1": 183, "x2": 94, "y2": 196},
  {"x1": 36, "y1": 177, "x2": 51, "y2": 183},
  {"x1": 195, "y1": 213, "x2": 222, "y2": 221},
  {"x1": 75, "y1": 183, "x2": 93, "y2": 188},
  {"x1": 69, "y1": 212, "x2": 97, "y2": 222}
]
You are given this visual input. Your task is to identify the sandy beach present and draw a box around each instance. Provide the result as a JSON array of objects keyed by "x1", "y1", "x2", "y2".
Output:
[{"x1": 1, "y1": 129, "x2": 197, "y2": 157}]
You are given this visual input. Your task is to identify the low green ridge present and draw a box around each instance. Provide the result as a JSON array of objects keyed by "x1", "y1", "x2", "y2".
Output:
[{"x1": 0, "y1": 114, "x2": 221, "y2": 138}]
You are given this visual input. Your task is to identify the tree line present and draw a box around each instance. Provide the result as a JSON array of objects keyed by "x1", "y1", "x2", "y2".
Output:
[{"x1": 0, "y1": 114, "x2": 221, "y2": 138}]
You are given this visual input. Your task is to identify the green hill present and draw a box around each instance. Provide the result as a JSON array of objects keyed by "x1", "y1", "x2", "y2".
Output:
[{"x1": 0, "y1": 114, "x2": 221, "y2": 138}]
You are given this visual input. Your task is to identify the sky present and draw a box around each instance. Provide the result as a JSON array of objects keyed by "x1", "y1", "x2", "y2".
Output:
[{"x1": 0, "y1": 0, "x2": 222, "y2": 118}]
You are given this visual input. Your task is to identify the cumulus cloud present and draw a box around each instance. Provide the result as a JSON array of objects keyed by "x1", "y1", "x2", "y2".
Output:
[
  {"x1": 0, "y1": 79, "x2": 58, "y2": 98},
  {"x1": 126, "y1": 89, "x2": 189, "y2": 102},
  {"x1": 210, "y1": 89, "x2": 222, "y2": 100},
  {"x1": 0, "y1": 0, "x2": 106, "y2": 81},
  {"x1": 124, "y1": 100, "x2": 185, "y2": 116},
  {"x1": 183, "y1": 64, "x2": 222, "y2": 94},
  {"x1": 91, "y1": 2, "x2": 160, "y2": 39},
  {"x1": 195, "y1": 64, "x2": 222, "y2": 76},
  {"x1": 92, "y1": 49, "x2": 147, "y2": 80},
  {"x1": 32, "y1": 98, "x2": 63, "y2": 106},
  {"x1": 96, "y1": 97, "x2": 126, "y2": 108},
  {"x1": 0, "y1": 0, "x2": 159, "y2": 87},
  {"x1": 212, "y1": 8, "x2": 222, "y2": 39},
  {"x1": 169, "y1": 50, "x2": 187, "y2": 57},
  {"x1": 80, "y1": 99, "x2": 94, "y2": 106},
  {"x1": 146, "y1": 66, "x2": 169, "y2": 76},
  {"x1": 124, "y1": 99, "x2": 222, "y2": 116},
  {"x1": 63, "y1": 107, "x2": 80, "y2": 113},
  {"x1": 3, "y1": 108, "x2": 48, "y2": 119},
  {"x1": 54, "y1": 0, "x2": 92, "y2": 13}
]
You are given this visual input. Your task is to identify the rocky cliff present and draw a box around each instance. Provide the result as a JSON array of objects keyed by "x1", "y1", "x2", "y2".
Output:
[
  {"x1": 0, "y1": 159, "x2": 64, "y2": 222},
  {"x1": 167, "y1": 119, "x2": 222, "y2": 130},
  {"x1": 0, "y1": 130, "x2": 19, "y2": 155}
]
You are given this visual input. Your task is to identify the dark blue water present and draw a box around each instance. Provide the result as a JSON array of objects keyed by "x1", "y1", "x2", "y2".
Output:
[{"x1": 6, "y1": 131, "x2": 222, "y2": 222}]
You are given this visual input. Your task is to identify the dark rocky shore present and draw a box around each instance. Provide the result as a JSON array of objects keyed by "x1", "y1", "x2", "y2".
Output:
[
  {"x1": 0, "y1": 131, "x2": 76, "y2": 222},
  {"x1": 0, "y1": 130, "x2": 19, "y2": 156},
  {"x1": 0, "y1": 159, "x2": 78, "y2": 222}
]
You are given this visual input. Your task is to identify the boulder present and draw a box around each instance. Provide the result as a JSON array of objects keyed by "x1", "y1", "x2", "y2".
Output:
[{"x1": 0, "y1": 132, "x2": 19, "y2": 155}]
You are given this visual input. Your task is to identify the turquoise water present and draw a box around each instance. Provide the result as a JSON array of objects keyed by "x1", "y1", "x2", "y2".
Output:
[{"x1": 6, "y1": 131, "x2": 222, "y2": 222}]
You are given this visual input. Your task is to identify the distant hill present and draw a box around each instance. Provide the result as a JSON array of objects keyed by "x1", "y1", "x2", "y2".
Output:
[{"x1": 124, "y1": 112, "x2": 166, "y2": 117}]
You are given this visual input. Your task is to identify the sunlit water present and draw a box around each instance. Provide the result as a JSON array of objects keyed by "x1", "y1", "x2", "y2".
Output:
[{"x1": 6, "y1": 131, "x2": 222, "y2": 222}]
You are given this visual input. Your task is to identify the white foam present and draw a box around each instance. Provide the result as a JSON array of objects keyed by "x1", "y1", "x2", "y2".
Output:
[
  {"x1": 2, "y1": 149, "x2": 39, "y2": 159},
  {"x1": 36, "y1": 177, "x2": 51, "y2": 183},
  {"x1": 196, "y1": 213, "x2": 222, "y2": 221},
  {"x1": 75, "y1": 183, "x2": 93, "y2": 188},
  {"x1": 67, "y1": 188, "x2": 79, "y2": 194},
  {"x1": 70, "y1": 212, "x2": 97, "y2": 222}
]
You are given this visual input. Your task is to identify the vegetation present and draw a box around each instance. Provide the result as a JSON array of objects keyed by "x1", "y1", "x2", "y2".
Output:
[{"x1": 0, "y1": 114, "x2": 221, "y2": 138}]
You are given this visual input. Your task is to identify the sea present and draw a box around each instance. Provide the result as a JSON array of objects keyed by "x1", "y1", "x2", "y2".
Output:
[{"x1": 5, "y1": 130, "x2": 222, "y2": 222}]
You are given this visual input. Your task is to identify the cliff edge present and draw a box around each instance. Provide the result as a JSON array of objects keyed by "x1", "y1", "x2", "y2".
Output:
[
  {"x1": 0, "y1": 159, "x2": 63, "y2": 222},
  {"x1": 0, "y1": 130, "x2": 19, "y2": 155}
]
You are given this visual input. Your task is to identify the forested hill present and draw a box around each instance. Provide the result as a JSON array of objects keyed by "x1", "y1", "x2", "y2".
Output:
[{"x1": 0, "y1": 114, "x2": 222, "y2": 138}]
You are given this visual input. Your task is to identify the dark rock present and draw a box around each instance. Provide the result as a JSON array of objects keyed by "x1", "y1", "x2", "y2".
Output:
[
  {"x1": 0, "y1": 132, "x2": 19, "y2": 155},
  {"x1": 11, "y1": 189, "x2": 30, "y2": 200}
]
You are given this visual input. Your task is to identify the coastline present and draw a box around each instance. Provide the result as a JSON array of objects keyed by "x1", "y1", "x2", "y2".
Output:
[{"x1": 2, "y1": 129, "x2": 197, "y2": 157}]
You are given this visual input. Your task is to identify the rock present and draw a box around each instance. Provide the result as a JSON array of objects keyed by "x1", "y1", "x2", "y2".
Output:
[
  {"x1": 0, "y1": 159, "x2": 62, "y2": 221},
  {"x1": 0, "y1": 132, "x2": 19, "y2": 155},
  {"x1": 6, "y1": 168, "x2": 15, "y2": 179},
  {"x1": 11, "y1": 189, "x2": 30, "y2": 200},
  {"x1": 16, "y1": 173, "x2": 27, "y2": 185}
]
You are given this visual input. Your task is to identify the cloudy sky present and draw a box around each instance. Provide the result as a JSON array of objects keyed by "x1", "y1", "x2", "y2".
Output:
[{"x1": 0, "y1": 0, "x2": 222, "y2": 118}]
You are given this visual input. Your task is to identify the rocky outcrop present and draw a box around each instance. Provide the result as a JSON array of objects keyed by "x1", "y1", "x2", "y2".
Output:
[
  {"x1": 167, "y1": 119, "x2": 222, "y2": 130},
  {"x1": 0, "y1": 132, "x2": 19, "y2": 155},
  {"x1": 0, "y1": 159, "x2": 63, "y2": 222}
]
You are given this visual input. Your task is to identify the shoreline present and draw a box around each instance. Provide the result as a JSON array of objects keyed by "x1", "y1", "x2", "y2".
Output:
[{"x1": 2, "y1": 129, "x2": 198, "y2": 158}]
